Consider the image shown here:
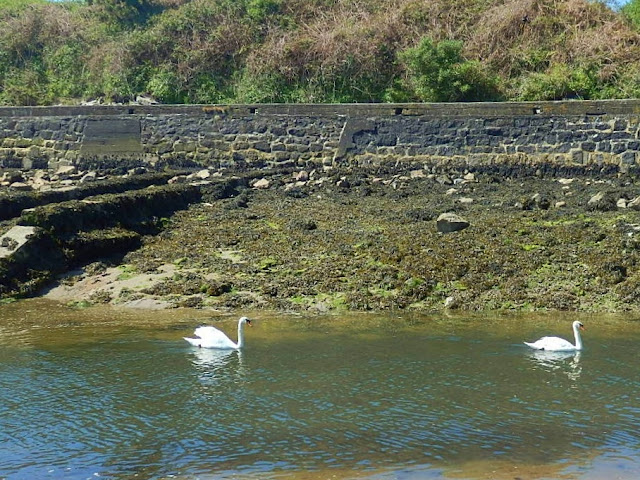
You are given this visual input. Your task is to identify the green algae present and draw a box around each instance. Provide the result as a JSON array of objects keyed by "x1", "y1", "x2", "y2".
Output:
[
  {"x1": 5, "y1": 166, "x2": 640, "y2": 313},
  {"x1": 106, "y1": 170, "x2": 640, "y2": 313}
]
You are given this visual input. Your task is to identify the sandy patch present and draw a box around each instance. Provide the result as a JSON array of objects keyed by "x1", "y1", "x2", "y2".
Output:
[{"x1": 43, "y1": 263, "x2": 178, "y2": 306}]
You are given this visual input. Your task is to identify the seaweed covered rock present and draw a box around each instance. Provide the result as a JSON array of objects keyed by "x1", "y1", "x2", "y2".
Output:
[
  {"x1": 18, "y1": 183, "x2": 201, "y2": 234},
  {"x1": 0, "y1": 171, "x2": 186, "y2": 221},
  {"x1": 587, "y1": 191, "x2": 618, "y2": 212}
]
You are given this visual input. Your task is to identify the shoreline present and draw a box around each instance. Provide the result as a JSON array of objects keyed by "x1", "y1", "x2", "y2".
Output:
[{"x1": 18, "y1": 166, "x2": 640, "y2": 314}]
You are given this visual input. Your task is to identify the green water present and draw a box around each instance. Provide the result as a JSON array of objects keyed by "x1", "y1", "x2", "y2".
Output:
[{"x1": 1, "y1": 299, "x2": 640, "y2": 479}]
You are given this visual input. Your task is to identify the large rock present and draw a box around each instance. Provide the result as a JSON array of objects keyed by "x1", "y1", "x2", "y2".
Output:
[
  {"x1": 1, "y1": 171, "x2": 24, "y2": 184},
  {"x1": 9, "y1": 182, "x2": 32, "y2": 191},
  {"x1": 587, "y1": 191, "x2": 617, "y2": 211},
  {"x1": 0, "y1": 226, "x2": 39, "y2": 259},
  {"x1": 436, "y1": 213, "x2": 470, "y2": 233},
  {"x1": 252, "y1": 178, "x2": 270, "y2": 189},
  {"x1": 628, "y1": 196, "x2": 640, "y2": 210}
]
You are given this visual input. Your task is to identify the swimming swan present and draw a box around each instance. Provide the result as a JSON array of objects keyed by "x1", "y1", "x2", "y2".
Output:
[
  {"x1": 524, "y1": 320, "x2": 585, "y2": 351},
  {"x1": 184, "y1": 316, "x2": 252, "y2": 349}
]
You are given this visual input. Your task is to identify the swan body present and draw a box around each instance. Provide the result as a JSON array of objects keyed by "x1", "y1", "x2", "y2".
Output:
[
  {"x1": 184, "y1": 316, "x2": 252, "y2": 349},
  {"x1": 524, "y1": 320, "x2": 585, "y2": 351}
]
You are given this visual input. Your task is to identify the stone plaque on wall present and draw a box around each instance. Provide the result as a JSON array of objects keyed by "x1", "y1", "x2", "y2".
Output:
[{"x1": 81, "y1": 117, "x2": 142, "y2": 155}]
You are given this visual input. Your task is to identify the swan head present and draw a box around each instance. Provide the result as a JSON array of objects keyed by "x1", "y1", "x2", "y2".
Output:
[
  {"x1": 239, "y1": 316, "x2": 252, "y2": 327},
  {"x1": 573, "y1": 321, "x2": 585, "y2": 331}
]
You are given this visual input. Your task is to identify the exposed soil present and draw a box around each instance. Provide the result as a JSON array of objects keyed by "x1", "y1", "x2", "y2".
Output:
[{"x1": 40, "y1": 165, "x2": 640, "y2": 314}]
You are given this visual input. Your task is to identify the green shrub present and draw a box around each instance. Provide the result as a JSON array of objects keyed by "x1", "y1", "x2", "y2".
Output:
[
  {"x1": 146, "y1": 66, "x2": 182, "y2": 103},
  {"x1": 397, "y1": 37, "x2": 501, "y2": 102},
  {"x1": 516, "y1": 64, "x2": 599, "y2": 101},
  {"x1": 44, "y1": 42, "x2": 90, "y2": 100},
  {"x1": 233, "y1": 68, "x2": 291, "y2": 103},
  {"x1": 0, "y1": 0, "x2": 637, "y2": 105},
  {"x1": 0, "y1": 66, "x2": 49, "y2": 105},
  {"x1": 247, "y1": 0, "x2": 280, "y2": 22},
  {"x1": 0, "y1": 0, "x2": 45, "y2": 13},
  {"x1": 622, "y1": 0, "x2": 640, "y2": 30}
]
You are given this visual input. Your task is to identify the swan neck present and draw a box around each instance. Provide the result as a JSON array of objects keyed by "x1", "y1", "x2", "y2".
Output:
[
  {"x1": 236, "y1": 320, "x2": 245, "y2": 349},
  {"x1": 573, "y1": 324, "x2": 583, "y2": 350}
]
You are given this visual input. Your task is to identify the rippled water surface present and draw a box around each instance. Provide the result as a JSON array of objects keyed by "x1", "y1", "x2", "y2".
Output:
[{"x1": 1, "y1": 300, "x2": 640, "y2": 479}]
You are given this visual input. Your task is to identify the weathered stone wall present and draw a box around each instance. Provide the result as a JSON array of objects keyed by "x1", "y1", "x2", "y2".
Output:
[{"x1": 2, "y1": 100, "x2": 640, "y2": 172}]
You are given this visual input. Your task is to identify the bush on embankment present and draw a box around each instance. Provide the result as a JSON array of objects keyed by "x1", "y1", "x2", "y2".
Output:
[{"x1": 2, "y1": 0, "x2": 640, "y2": 105}]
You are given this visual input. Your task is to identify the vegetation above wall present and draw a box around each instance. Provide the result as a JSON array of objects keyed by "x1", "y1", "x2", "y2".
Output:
[{"x1": 2, "y1": 0, "x2": 640, "y2": 105}]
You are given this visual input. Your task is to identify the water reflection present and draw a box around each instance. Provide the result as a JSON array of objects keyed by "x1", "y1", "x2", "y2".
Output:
[
  {"x1": 526, "y1": 349, "x2": 582, "y2": 381},
  {"x1": 188, "y1": 347, "x2": 246, "y2": 386}
]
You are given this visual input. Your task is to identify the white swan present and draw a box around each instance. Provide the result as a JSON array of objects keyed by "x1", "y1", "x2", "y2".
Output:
[
  {"x1": 524, "y1": 320, "x2": 585, "y2": 351},
  {"x1": 184, "y1": 316, "x2": 252, "y2": 349}
]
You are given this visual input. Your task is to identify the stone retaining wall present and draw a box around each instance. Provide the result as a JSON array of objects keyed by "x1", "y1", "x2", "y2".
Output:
[{"x1": 2, "y1": 100, "x2": 640, "y2": 172}]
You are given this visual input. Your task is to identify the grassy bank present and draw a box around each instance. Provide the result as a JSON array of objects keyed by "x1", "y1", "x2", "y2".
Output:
[{"x1": 3, "y1": 0, "x2": 640, "y2": 105}]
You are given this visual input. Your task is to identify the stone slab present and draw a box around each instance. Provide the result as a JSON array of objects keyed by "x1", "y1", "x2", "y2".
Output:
[
  {"x1": 0, "y1": 225, "x2": 39, "y2": 259},
  {"x1": 81, "y1": 117, "x2": 142, "y2": 154}
]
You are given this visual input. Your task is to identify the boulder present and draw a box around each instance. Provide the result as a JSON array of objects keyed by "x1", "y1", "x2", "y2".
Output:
[
  {"x1": 55, "y1": 165, "x2": 77, "y2": 178},
  {"x1": 1, "y1": 171, "x2": 24, "y2": 184},
  {"x1": 134, "y1": 95, "x2": 158, "y2": 106},
  {"x1": 253, "y1": 178, "x2": 270, "y2": 189},
  {"x1": 628, "y1": 196, "x2": 640, "y2": 210},
  {"x1": 587, "y1": 191, "x2": 617, "y2": 212},
  {"x1": 435, "y1": 174, "x2": 453, "y2": 186},
  {"x1": 336, "y1": 177, "x2": 351, "y2": 189},
  {"x1": 463, "y1": 172, "x2": 476, "y2": 183},
  {"x1": 9, "y1": 182, "x2": 32, "y2": 191},
  {"x1": 195, "y1": 169, "x2": 211, "y2": 180},
  {"x1": 444, "y1": 295, "x2": 460, "y2": 309},
  {"x1": 436, "y1": 213, "x2": 470, "y2": 233},
  {"x1": 80, "y1": 171, "x2": 97, "y2": 183},
  {"x1": 532, "y1": 193, "x2": 550, "y2": 210},
  {"x1": 294, "y1": 170, "x2": 309, "y2": 182}
]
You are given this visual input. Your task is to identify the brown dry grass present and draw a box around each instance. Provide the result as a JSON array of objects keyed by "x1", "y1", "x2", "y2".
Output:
[
  {"x1": 3, "y1": 0, "x2": 640, "y2": 103},
  {"x1": 467, "y1": 0, "x2": 640, "y2": 77},
  {"x1": 247, "y1": 1, "x2": 403, "y2": 85},
  {"x1": 0, "y1": 4, "x2": 78, "y2": 63},
  {"x1": 246, "y1": 0, "x2": 640, "y2": 91}
]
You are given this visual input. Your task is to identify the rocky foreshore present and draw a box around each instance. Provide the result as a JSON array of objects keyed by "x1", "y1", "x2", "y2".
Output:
[{"x1": 3, "y1": 163, "x2": 640, "y2": 314}]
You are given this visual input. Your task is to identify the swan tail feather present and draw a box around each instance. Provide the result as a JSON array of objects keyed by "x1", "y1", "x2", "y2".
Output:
[{"x1": 184, "y1": 337, "x2": 201, "y2": 347}]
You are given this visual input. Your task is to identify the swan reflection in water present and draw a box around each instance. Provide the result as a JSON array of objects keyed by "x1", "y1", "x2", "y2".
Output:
[
  {"x1": 189, "y1": 348, "x2": 246, "y2": 386},
  {"x1": 527, "y1": 349, "x2": 582, "y2": 381}
]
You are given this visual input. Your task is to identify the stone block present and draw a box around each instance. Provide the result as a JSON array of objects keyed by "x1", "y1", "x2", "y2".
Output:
[
  {"x1": 613, "y1": 119, "x2": 628, "y2": 131},
  {"x1": 571, "y1": 150, "x2": 585, "y2": 164},
  {"x1": 253, "y1": 141, "x2": 271, "y2": 152},
  {"x1": 621, "y1": 151, "x2": 636, "y2": 165},
  {"x1": 612, "y1": 142, "x2": 628, "y2": 154},
  {"x1": 273, "y1": 151, "x2": 291, "y2": 162}
]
